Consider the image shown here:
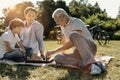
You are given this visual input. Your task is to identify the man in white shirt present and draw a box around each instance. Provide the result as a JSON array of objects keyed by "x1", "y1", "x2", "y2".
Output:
[{"x1": 46, "y1": 8, "x2": 99, "y2": 74}]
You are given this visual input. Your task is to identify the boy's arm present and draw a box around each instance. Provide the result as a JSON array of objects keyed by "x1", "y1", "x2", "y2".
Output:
[
  {"x1": 15, "y1": 34, "x2": 26, "y2": 54},
  {"x1": 4, "y1": 41, "x2": 14, "y2": 52},
  {"x1": 61, "y1": 34, "x2": 68, "y2": 45},
  {"x1": 16, "y1": 41, "x2": 26, "y2": 54},
  {"x1": 4, "y1": 41, "x2": 26, "y2": 54}
]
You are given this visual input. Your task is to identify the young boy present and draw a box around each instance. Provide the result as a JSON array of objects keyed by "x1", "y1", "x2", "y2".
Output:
[
  {"x1": 20, "y1": 7, "x2": 45, "y2": 60},
  {"x1": 0, "y1": 18, "x2": 30, "y2": 61}
]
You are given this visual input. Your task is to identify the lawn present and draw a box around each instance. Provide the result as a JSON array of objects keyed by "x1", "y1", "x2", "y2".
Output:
[{"x1": 0, "y1": 40, "x2": 120, "y2": 80}]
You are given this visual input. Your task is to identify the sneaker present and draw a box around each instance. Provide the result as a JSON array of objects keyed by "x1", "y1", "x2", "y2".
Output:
[
  {"x1": 97, "y1": 62, "x2": 106, "y2": 73},
  {"x1": 90, "y1": 64, "x2": 102, "y2": 75}
]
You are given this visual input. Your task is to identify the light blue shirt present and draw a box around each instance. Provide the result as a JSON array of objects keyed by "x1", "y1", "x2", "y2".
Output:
[{"x1": 20, "y1": 20, "x2": 44, "y2": 55}]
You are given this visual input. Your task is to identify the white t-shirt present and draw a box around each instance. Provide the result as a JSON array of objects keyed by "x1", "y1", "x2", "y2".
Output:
[
  {"x1": 0, "y1": 30, "x2": 20, "y2": 58},
  {"x1": 22, "y1": 26, "x2": 31, "y2": 47},
  {"x1": 61, "y1": 17, "x2": 94, "y2": 42}
]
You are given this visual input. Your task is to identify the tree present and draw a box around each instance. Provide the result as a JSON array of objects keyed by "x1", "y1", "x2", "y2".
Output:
[
  {"x1": 36, "y1": 0, "x2": 55, "y2": 39},
  {"x1": 115, "y1": 18, "x2": 120, "y2": 30},
  {"x1": 4, "y1": 1, "x2": 34, "y2": 26},
  {"x1": 69, "y1": 0, "x2": 105, "y2": 19},
  {"x1": 69, "y1": 0, "x2": 81, "y2": 17},
  {"x1": 55, "y1": 0, "x2": 69, "y2": 14},
  {"x1": 36, "y1": 0, "x2": 69, "y2": 39}
]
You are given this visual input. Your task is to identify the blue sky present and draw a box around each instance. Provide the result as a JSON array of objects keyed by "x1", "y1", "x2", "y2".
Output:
[{"x1": 0, "y1": 0, "x2": 120, "y2": 18}]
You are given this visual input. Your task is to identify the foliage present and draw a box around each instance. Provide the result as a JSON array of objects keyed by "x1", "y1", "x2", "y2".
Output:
[
  {"x1": 115, "y1": 18, "x2": 120, "y2": 30},
  {"x1": 36, "y1": 0, "x2": 69, "y2": 39},
  {"x1": 4, "y1": 2, "x2": 34, "y2": 26},
  {"x1": 0, "y1": 29, "x2": 5, "y2": 36},
  {"x1": 103, "y1": 20, "x2": 116, "y2": 31},
  {"x1": 114, "y1": 30, "x2": 120, "y2": 40},
  {"x1": 0, "y1": 17, "x2": 5, "y2": 29},
  {"x1": 36, "y1": 0, "x2": 56, "y2": 39},
  {"x1": 84, "y1": 14, "x2": 100, "y2": 26},
  {"x1": 69, "y1": 1, "x2": 103, "y2": 19}
]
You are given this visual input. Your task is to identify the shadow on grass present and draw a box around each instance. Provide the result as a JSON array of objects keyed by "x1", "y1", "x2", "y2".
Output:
[
  {"x1": 56, "y1": 66, "x2": 108, "y2": 80},
  {"x1": 0, "y1": 63, "x2": 37, "y2": 80}
]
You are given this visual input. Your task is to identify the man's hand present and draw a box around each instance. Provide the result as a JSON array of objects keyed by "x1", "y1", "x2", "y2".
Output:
[{"x1": 46, "y1": 50, "x2": 56, "y2": 59}]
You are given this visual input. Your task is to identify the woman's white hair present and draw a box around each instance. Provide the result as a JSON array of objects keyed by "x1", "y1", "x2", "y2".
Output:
[{"x1": 52, "y1": 8, "x2": 69, "y2": 18}]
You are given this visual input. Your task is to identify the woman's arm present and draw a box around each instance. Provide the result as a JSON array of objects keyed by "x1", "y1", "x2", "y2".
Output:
[{"x1": 35, "y1": 23, "x2": 44, "y2": 55}]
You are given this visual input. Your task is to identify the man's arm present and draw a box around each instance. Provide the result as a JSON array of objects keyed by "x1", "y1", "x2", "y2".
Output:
[
  {"x1": 61, "y1": 34, "x2": 68, "y2": 45},
  {"x1": 73, "y1": 30, "x2": 82, "y2": 34},
  {"x1": 46, "y1": 30, "x2": 82, "y2": 58},
  {"x1": 46, "y1": 40, "x2": 74, "y2": 58},
  {"x1": 61, "y1": 29, "x2": 82, "y2": 45}
]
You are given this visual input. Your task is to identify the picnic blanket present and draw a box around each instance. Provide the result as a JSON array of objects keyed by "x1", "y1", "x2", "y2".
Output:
[
  {"x1": 0, "y1": 56, "x2": 114, "y2": 67},
  {"x1": 0, "y1": 59, "x2": 56, "y2": 66}
]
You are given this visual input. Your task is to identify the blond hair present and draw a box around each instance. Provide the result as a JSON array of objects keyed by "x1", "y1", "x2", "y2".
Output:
[{"x1": 24, "y1": 7, "x2": 37, "y2": 15}]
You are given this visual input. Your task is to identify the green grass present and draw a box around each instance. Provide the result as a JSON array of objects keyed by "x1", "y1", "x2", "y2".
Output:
[{"x1": 0, "y1": 40, "x2": 120, "y2": 80}]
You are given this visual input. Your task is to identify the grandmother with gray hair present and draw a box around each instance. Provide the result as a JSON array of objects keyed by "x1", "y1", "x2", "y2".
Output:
[{"x1": 46, "y1": 8, "x2": 102, "y2": 74}]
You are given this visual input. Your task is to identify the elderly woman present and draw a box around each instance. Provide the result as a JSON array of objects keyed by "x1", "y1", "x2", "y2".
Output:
[{"x1": 46, "y1": 8, "x2": 103, "y2": 75}]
